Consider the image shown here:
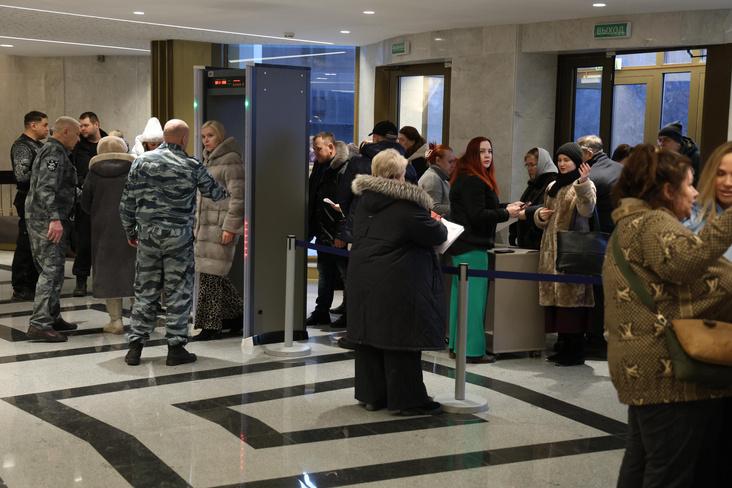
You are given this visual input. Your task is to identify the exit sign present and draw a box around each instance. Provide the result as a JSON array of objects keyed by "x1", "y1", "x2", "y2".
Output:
[
  {"x1": 594, "y1": 22, "x2": 632, "y2": 39},
  {"x1": 391, "y1": 41, "x2": 410, "y2": 56}
]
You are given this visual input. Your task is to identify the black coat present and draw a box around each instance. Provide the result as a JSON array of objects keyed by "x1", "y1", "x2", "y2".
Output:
[
  {"x1": 309, "y1": 142, "x2": 350, "y2": 244},
  {"x1": 449, "y1": 174, "x2": 509, "y2": 255},
  {"x1": 509, "y1": 172, "x2": 556, "y2": 249},
  {"x1": 587, "y1": 151, "x2": 622, "y2": 233},
  {"x1": 346, "y1": 175, "x2": 447, "y2": 351},
  {"x1": 80, "y1": 153, "x2": 136, "y2": 298},
  {"x1": 307, "y1": 161, "x2": 330, "y2": 241},
  {"x1": 72, "y1": 129, "x2": 108, "y2": 186}
]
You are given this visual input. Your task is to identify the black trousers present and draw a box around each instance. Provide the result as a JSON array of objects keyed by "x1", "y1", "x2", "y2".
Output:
[
  {"x1": 11, "y1": 198, "x2": 39, "y2": 293},
  {"x1": 72, "y1": 207, "x2": 91, "y2": 278},
  {"x1": 618, "y1": 398, "x2": 727, "y2": 488},
  {"x1": 314, "y1": 247, "x2": 347, "y2": 316},
  {"x1": 354, "y1": 345, "x2": 429, "y2": 411}
]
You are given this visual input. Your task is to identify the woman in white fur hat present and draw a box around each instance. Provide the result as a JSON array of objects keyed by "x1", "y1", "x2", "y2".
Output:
[
  {"x1": 80, "y1": 136, "x2": 136, "y2": 333},
  {"x1": 131, "y1": 117, "x2": 164, "y2": 157}
]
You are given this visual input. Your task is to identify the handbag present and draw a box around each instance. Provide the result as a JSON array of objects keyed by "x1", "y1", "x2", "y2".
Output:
[
  {"x1": 555, "y1": 208, "x2": 609, "y2": 276},
  {"x1": 609, "y1": 232, "x2": 732, "y2": 388}
]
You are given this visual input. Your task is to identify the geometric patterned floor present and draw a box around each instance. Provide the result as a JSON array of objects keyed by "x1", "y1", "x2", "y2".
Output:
[{"x1": 0, "y1": 251, "x2": 625, "y2": 487}]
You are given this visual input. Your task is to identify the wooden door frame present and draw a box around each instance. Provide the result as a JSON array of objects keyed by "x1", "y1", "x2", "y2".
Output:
[{"x1": 374, "y1": 62, "x2": 451, "y2": 145}]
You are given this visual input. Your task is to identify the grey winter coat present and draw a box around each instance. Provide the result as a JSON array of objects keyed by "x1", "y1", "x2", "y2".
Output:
[
  {"x1": 418, "y1": 165, "x2": 450, "y2": 216},
  {"x1": 194, "y1": 137, "x2": 245, "y2": 276},
  {"x1": 81, "y1": 152, "x2": 136, "y2": 298}
]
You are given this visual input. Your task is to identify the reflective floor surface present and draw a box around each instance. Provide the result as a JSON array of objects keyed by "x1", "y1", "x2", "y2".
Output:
[{"x1": 0, "y1": 251, "x2": 625, "y2": 487}]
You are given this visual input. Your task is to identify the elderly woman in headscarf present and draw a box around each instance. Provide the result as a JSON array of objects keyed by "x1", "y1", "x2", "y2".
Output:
[
  {"x1": 509, "y1": 147, "x2": 558, "y2": 249},
  {"x1": 81, "y1": 136, "x2": 136, "y2": 333}
]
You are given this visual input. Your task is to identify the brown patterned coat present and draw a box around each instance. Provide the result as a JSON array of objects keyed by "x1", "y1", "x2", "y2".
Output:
[
  {"x1": 534, "y1": 179, "x2": 597, "y2": 307},
  {"x1": 604, "y1": 198, "x2": 732, "y2": 405}
]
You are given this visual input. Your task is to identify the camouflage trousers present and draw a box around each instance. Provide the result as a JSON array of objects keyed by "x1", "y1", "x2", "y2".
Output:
[
  {"x1": 128, "y1": 226, "x2": 194, "y2": 346},
  {"x1": 27, "y1": 219, "x2": 70, "y2": 330}
]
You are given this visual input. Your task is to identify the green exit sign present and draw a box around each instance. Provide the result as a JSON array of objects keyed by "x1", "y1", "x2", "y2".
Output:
[
  {"x1": 391, "y1": 41, "x2": 410, "y2": 56},
  {"x1": 594, "y1": 22, "x2": 632, "y2": 39}
]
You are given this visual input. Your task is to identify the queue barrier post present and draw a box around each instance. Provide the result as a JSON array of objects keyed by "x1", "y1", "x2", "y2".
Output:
[
  {"x1": 435, "y1": 263, "x2": 488, "y2": 414},
  {"x1": 265, "y1": 235, "x2": 311, "y2": 358}
]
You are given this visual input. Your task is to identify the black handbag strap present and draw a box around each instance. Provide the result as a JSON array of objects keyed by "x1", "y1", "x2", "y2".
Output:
[{"x1": 610, "y1": 232, "x2": 660, "y2": 314}]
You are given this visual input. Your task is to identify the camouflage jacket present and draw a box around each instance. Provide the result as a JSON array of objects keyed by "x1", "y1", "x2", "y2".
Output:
[
  {"x1": 119, "y1": 142, "x2": 228, "y2": 240},
  {"x1": 11, "y1": 133, "x2": 44, "y2": 193},
  {"x1": 24, "y1": 138, "x2": 78, "y2": 222}
]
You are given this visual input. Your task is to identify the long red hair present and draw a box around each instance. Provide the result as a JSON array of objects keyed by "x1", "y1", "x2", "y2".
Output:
[{"x1": 450, "y1": 136, "x2": 499, "y2": 195}]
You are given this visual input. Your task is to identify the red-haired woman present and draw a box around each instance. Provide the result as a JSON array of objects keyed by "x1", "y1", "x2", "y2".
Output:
[
  {"x1": 418, "y1": 143, "x2": 455, "y2": 216},
  {"x1": 448, "y1": 137, "x2": 524, "y2": 362}
]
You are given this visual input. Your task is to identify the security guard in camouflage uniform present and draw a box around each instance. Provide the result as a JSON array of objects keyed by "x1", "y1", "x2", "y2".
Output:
[
  {"x1": 120, "y1": 119, "x2": 228, "y2": 366},
  {"x1": 10, "y1": 111, "x2": 48, "y2": 301},
  {"x1": 25, "y1": 116, "x2": 81, "y2": 342}
]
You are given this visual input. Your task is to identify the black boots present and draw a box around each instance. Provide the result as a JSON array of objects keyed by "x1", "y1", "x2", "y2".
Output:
[
  {"x1": 53, "y1": 317, "x2": 78, "y2": 331},
  {"x1": 73, "y1": 276, "x2": 88, "y2": 297},
  {"x1": 125, "y1": 341, "x2": 143, "y2": 365},
  {"x1": 166, "y1": 344, "x2": 197, "y2": 366},
  {"x1": 548, "y1": 333, "x2": 585, "y2": 366},
  {"x1": 125, "y1": 342, "x2": 197, "y2": 366},
  {"x1": 27, "y1": 325, "x2": 67, "y2": 342}
]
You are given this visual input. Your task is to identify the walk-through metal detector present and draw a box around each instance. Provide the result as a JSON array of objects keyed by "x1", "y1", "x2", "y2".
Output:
[{"x1": 193, "y1": 65, "x2": 309, "y2": 340}]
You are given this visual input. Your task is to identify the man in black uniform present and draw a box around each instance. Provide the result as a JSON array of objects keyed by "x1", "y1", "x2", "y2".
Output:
[
  {"x1": 71, "y1": 111, "x2": 107, "y2": 296},
  {"x1": 10, "y1": 111, "x2": 49, "y2": 301}
]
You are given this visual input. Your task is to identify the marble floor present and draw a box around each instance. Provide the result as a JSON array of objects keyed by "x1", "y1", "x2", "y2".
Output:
[{"x1": 0, "y1": 251, "x2": 627, "y2": 487}]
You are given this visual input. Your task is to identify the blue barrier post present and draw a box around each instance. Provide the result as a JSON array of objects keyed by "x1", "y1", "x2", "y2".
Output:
[
  {"x1": 436, "y1": 263, "x2": 488, "y2": 414},
  {"x1": 265, "y1": 235, "x2": 311, "y2": 358}
]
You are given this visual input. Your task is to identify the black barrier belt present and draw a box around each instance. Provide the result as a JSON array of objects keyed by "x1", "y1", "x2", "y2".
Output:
[{"x1": 296, "y1": 240, "x2": 602, "y2": 285}]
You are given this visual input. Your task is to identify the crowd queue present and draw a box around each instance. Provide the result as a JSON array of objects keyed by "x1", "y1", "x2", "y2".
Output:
[{"x1": 9, "y1": 108, "x2": 732, "y2": 486}]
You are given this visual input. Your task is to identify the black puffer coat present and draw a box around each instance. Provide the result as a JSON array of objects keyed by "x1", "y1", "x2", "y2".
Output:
[{"x1": 346, "y1": 175, "x2": 447, "y2": 351}]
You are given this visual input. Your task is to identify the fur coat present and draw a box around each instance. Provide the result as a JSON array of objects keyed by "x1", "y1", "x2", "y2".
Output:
[
  {"x1": 194, "y1": 137, "x2": 245, "y2": 276},
  {"x1": 534, "y1": 178, "x2": 597, "y2": 307}
]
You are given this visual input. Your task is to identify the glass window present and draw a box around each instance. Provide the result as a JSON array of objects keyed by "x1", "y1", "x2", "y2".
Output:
[
  {"x1": 228, "y1": 44, "x2": 356, "y2": 143},
  {"x1": 616, "y1": 52, "x2": 657, "y2": 69},
  {"x1": 398, "y1": 75, "x2": 445, "y2": 143},
  {"x1": 664, "y1": 50, "x2": 692, "y2": 65},
  {"x1": 611, "y1": 84, "x2": 647, "y2": 152},
  {"x1": 573, "y1": 67, "x2": 603, "y2": 140},
  {"x1": 661, "y1": 72, "x2": 691, "y2": 134}
]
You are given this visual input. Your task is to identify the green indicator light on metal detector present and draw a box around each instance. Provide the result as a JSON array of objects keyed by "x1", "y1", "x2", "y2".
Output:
[
  {"x1": 245, "y1": 99, "x2": 250, "y2": 109},
  {"x1": 193, "y1": 99, "x2": 198, "y2": 110}
]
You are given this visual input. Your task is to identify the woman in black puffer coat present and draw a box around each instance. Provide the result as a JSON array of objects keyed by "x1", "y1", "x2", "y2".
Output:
[{"x1": 347, "y1": 148, "x2": 447, "y2": 416}]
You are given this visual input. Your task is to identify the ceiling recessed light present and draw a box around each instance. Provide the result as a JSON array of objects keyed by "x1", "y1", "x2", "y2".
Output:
[
  {"x1": 363, "y1": 10, "x2": 375, "y2": 15},
  {"x1": 133, "y1": 11, "x2": 144, "y2": 15},
  {"x1": 340, "y1": 30, "x2": 351, "y2": 34},
  {"x1": 1, "y1": 44, "x2": 13, "y2": 48},
  {"x1": 434, "y1": 37, "x2": 444, "y2": 41},
  {"x1": 593, "y1": 2, "x2": 607, "y2": 6}
]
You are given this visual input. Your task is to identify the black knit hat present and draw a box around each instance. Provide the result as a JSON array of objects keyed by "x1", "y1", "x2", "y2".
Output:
[
  {"x1": 369, "y1": 120, "x2": 398, "y2": 137},
  {"x1": 555, "y1": 142, "x2": 583, "y2": 167},
  {"x1": 658, "y1": 122, "x2": 683, "y2": 144}
]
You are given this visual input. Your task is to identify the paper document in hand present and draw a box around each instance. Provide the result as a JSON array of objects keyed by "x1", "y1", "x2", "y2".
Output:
[{"x1": 435, "y1": 218, "x2": 464, "y2": 254}]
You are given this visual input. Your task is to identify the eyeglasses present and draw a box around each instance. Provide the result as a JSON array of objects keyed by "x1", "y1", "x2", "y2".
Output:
[{"x1": 524, "y1": 162, "x2": 537, "y2": 168}]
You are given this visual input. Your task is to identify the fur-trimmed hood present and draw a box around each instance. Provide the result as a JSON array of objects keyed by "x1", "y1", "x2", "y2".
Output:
[
  {"x1": 352, "y1": 174, "x2": 433, "y2": 210},
  {"x1": 203, "y1": 136, "x2": 242, "y2": 165},
  {"x1": 407, "y1": 143, "x2": 429, "y2": 163},
  {"x1": 88, "y1": 152, "x2": 135, "y2": 177},
  {"x1": 330, "y1": 141, "x2": 350, "y2": 170}
]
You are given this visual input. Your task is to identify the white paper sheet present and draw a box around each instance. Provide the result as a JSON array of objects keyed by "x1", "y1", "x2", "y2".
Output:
[{"x1": 435, "y1": 218, "x2": 465, "y2": 254}]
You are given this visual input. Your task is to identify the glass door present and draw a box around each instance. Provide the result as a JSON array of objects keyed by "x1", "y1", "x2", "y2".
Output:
[{"x1": 611, "y1": 73, "x2": 657, "y2": 151}]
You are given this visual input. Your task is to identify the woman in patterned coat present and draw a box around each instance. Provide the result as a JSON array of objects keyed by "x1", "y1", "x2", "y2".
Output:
[
  {"x1": 534, "y1": 142, "x2": 596, "y2": 365},
  {"x1": 604, "y1": 144, "x2": 732, "y2": 487}
]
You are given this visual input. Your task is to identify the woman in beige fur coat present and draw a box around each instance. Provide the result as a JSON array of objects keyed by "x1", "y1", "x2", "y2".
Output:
[
  {"x1": 534, "y1": 142, "x2": 596, "y2": 365},
  {"x1": 192, "y1": 121, "x2": 245, "y2": 340}
]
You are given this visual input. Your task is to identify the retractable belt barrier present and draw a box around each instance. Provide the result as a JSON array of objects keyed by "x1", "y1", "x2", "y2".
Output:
[
  {"x1": 290, "y1": 236, "x2": 603, "y2": 414},
  {"x1": 296, "y1": 240, "x2": 602, "y2": 285}
]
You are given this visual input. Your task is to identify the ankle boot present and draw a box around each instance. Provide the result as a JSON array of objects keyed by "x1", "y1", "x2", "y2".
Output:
[
  {"x1": 103, "y1": 298, "x2": 124, "y2": 334},
  {"x1": 166, "y1": 344, "x2": 197, "y2": 366},
  {"x1": 125, "y1": 340, "x2": 143, "y2": 366},
  {"x1": 73, "y1": 276, "x2": 88, "y2": 297}
]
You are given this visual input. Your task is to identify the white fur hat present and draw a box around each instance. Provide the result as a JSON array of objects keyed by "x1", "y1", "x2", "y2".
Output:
[{"x1": 140, "y1": 117, "x2": 163, "y2": 143}]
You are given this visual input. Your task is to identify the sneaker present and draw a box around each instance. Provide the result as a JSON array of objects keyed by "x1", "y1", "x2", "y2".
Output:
[
  {"x1": 330, "y1": 315, "x2": 346, "y2": 330},
  {"x1": 73, "y1": 277, "x2": 88, "y2": 297},
  {"x1": 305, "y1": 313, "x2": 331, "y2": 326},
  {"x1": 329, "y1": 303, "x2": 345, "y2": 315},
  {"x1": 125, "y1": 341, "x2": 143, "y2": 366},
  {"x1": 398, "y1": 401, "x2": 443, "y2": 416},
  {"x1": 26, "y1": 325, "x2": 67, "y2": 342},
  {"x1": 52, "y1": 317, "x2": 78, "y2": 331},
  {"x1": 166, "y1": 344, "x2": 197, "y2": 366}
]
